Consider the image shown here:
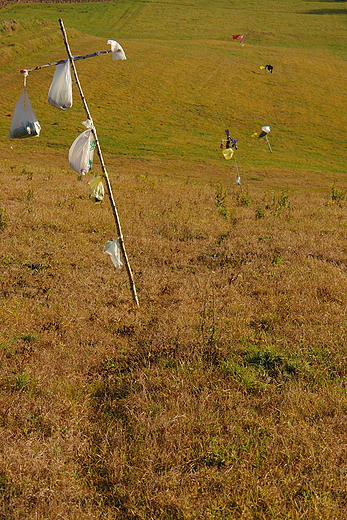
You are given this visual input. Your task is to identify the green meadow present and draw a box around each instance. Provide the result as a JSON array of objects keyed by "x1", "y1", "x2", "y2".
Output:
[
  {"x1": 0, "y1": 1, "x2": 347, "y2": 519},
  {"x1": 0, "y1": 0, "x2": 346, "y2": 176}
]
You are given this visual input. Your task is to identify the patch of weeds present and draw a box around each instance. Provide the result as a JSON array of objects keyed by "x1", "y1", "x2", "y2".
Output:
[
  {"x1": 250, "y1": 313, "x2": 277, "y2": 333},
  {"x1": 13, "y1": 369, "x2": 32, "y2": 391},
  {"x1": 214, "y1": 182, "x2": 227, "y2": 208},
  {"x1": 0, "y1": 205, "x2": 6, "y2": 230},
  {"x1": 220, "y1": 359, "x2": 265, "y2": 393},
  {"x1": 217, "y1": 232, "x2": 229, "y2": 245},
  {"x1": 18, "y1": 333, "x2": 36, "y2": 343},
  {"x1": 26, "y1": 187, "x2": 34, "y2": 202},
  {"x1": 326, "y1": 183, "x2": 345, "y2": 207},
  {"x1": 1, "y1": 341, "x2": 16, "y2": 357},
  {"x1": 181, "y1": 451, "x2": 226, "y2": 473},
  {"x1": 271, "y1": 252, "x2": 282, "y2": 265},
  {"x1": 236, "y1": 189, "x2": 251, "y2": 206},
  {"x1": 220, "y1": 344, "x2": 299, "y2": 389},
  {"x1": 244, "y1": 346, "x2": 299, "y2": 381},
  {"x1": 271, "y1": 189, "x2": 291, "y2": 216},
  {"x1": 199, "y1": 294, "x2": 217, "y2": 347},
  {"x1": 260, "y1": 189, "x2": 291, "y2": 218},
  {"x1": 255, "y1": 206, "x2": 265, "y2": 219},
  {"x1": 218, "y1": 207, "x2": 229, "y2": 219}
]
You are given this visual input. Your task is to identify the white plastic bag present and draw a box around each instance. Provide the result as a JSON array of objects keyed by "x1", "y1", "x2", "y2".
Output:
[
  {"x1": 68, "y1": 120, "x2": 96, "y2": 175},
  {"x1": 107, "y1": 40, "x2": 126, "y2": 61},
  {"x1": 103, "y1": 239, "x2": 123, "y2": 269},
  {"x1": 9, "y1": 90, "x2": 41, "y2": 139},
  {"x1": 48, "y1": 60, "x2": 73, "y2": 110},
  {"x1": 88, "y1": 175, "x2": 105, "y2": 204}
]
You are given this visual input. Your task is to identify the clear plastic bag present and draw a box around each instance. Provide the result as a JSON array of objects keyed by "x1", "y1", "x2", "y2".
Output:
[
  {"x1": 48, "y1": 60, "x2": 73, "y2": 110},
  {"x1": 9, "y1": 90, "x2": 41, "y2": 139},
  {"x1": 68, "y1": 120, "x2": 96, "y2": 175},
  {"x1": 88, "y1": 175, "x2": 105, "y2": 203},
  {"x1": 103, "y1": 239, "x2": 123, "y2": 269}
]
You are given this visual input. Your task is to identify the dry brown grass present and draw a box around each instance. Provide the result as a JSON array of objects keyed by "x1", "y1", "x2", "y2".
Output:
[{"x1": 1, "y1": 153, "x2": 347, "y2": 519}]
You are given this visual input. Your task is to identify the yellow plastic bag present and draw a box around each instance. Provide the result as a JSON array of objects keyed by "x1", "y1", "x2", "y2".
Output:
[
  {"x1": 222, "y1": 148, "x2": 234, "y2": 160},
  {"x1": 88, "y1": 175, "x2": 105, "y2": 203}
]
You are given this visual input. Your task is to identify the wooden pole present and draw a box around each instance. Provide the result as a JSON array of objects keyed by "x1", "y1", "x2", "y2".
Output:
[
  {"x1": 265, "y1": 135, "x2": 273, "y2": 153},
  {"x1": 20, "y1": 49, "x2": 112, "y2": 73},
  {"x1": 234, "y1": 156, "x2": 241, "y2": 185},
  {"x1": 59, "y1": 19, "x2": 139, "y2": 307}
]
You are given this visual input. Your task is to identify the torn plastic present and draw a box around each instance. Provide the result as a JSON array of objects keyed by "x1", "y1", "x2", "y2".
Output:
[
  {"x1": 48, "y1": 60, "x2": 73, "y2": 110},
  {"x1": 69, "y1": 119, "x2": 96, "y2": 175},
  {"x1": 107, "y1": 40, "x2": 126, "y2": 61},
  {"x1": 103, "y1": 239, "x2": 123, "y2": 269},
  {"x1": 88, "y1": 175, "x2": 105, "y2": 203}
]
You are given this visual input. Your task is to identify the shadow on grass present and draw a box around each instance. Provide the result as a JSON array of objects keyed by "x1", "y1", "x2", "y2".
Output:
[{"x1": 302, "y1": 8, "x2": 347, "y2": 15}]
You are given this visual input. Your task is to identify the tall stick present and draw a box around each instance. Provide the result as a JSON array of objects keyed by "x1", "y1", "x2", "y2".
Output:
[
  {"x1": 59, "y1": 19, "x2": 139, "y2": 307},
  {"x1": 265, "y1": 135, "x2": 273, "y2": 153}
]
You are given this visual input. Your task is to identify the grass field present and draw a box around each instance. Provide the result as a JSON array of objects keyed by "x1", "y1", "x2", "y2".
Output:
[{"x1": 0, "y1": 1, "x2": 347, "y2": 519}]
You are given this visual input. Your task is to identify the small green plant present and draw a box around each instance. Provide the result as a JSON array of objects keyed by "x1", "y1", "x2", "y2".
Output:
[
  {"x1": 255, "y1": 206, "x2": 265, "y2": 219},
  {"x1": 236, "y1": 189, "x2": 251, "y2": 206},
  {"x1": 327, "y1": 183, "x2": 345, "y2": 207},
  {"x1": 13, "y1": 370, "x2": 32, "y2": 391},
  {"x1": 19, "y1": 333, "x2": 37, "y2": 343},
  {"x1": 218, "y1": 207, "x2": 229, "y2": 219},
  {"x1": 214, "y1": 182, "x2": 227, "y2": 207},
  {"x1": 271, "y1": 252, "x2": 282, "y2": 265},
  {"x1": 26, "y1": 187, "x2": 34, "y2": 202},
  {"x1": 0, "y1": 206, "x2": 5, "y2": 230},
  {"x1": 264, "y1": 189, "x2": 291, "y2": 217}
]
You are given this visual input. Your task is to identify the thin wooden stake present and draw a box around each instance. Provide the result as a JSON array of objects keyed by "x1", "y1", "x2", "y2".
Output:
[
  {"x1": 59, "y1": 19, "x2": 139, "y2": 307},
  {"x1": 265, "y1": 135, "x2": 273, "y2": 153},
  {"x1": 233, "y1": 156, "x2": 241, "y2": 185}
]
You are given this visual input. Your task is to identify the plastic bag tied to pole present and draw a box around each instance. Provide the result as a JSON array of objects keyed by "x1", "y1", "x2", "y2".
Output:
[
  {"x1": 222, "y1": 147, "x2": 234, "y2": 160},
  {"x1": 69, "y1": 119, "x2": 96, "y2": 175},
  {"x1": 48, "y1": 60, "x2": 73, "y2": 110},
  {"x1": 9, "y1": 90, "x2": 41, "y2": 139},
  {"x1": 103, "y1": 239, "x2": 123, "y2": 269},
  {"x1": 9, "y1": 72, "x2": 41, "y2": 139},
  {"x1": 88, "y1": 175, "x2": 105, "y2": 204},
  {"x1": 107, "y1": 40, "x2": 127, "y2": 61}
]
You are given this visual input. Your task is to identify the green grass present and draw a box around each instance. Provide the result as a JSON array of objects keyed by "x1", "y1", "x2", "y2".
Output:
[{"x1": 0, "y1": 0, "x2": 346, "y2": 177}]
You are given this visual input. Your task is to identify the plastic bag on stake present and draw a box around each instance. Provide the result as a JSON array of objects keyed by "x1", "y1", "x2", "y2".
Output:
[
  {"x1": 48, "y1": 60, "x2": 73, "y2": 110},
  {"x1": 88, "y1": 175, "x2": 105, "y2": 203},
  {"x1": 9, "y1": 89, "x2": 41, "y2": 139},
  {"x1": 69, "y1": 120, "x2": 96, "y2": 175},
  {"x1": 103, "y1": 239, "x2": 123, "y2": 269}
]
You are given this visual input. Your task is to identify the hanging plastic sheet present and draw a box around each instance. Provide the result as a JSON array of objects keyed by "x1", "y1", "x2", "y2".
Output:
[{"x1": 103, "y1": 239, "x2": 123, "y2": 269}]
